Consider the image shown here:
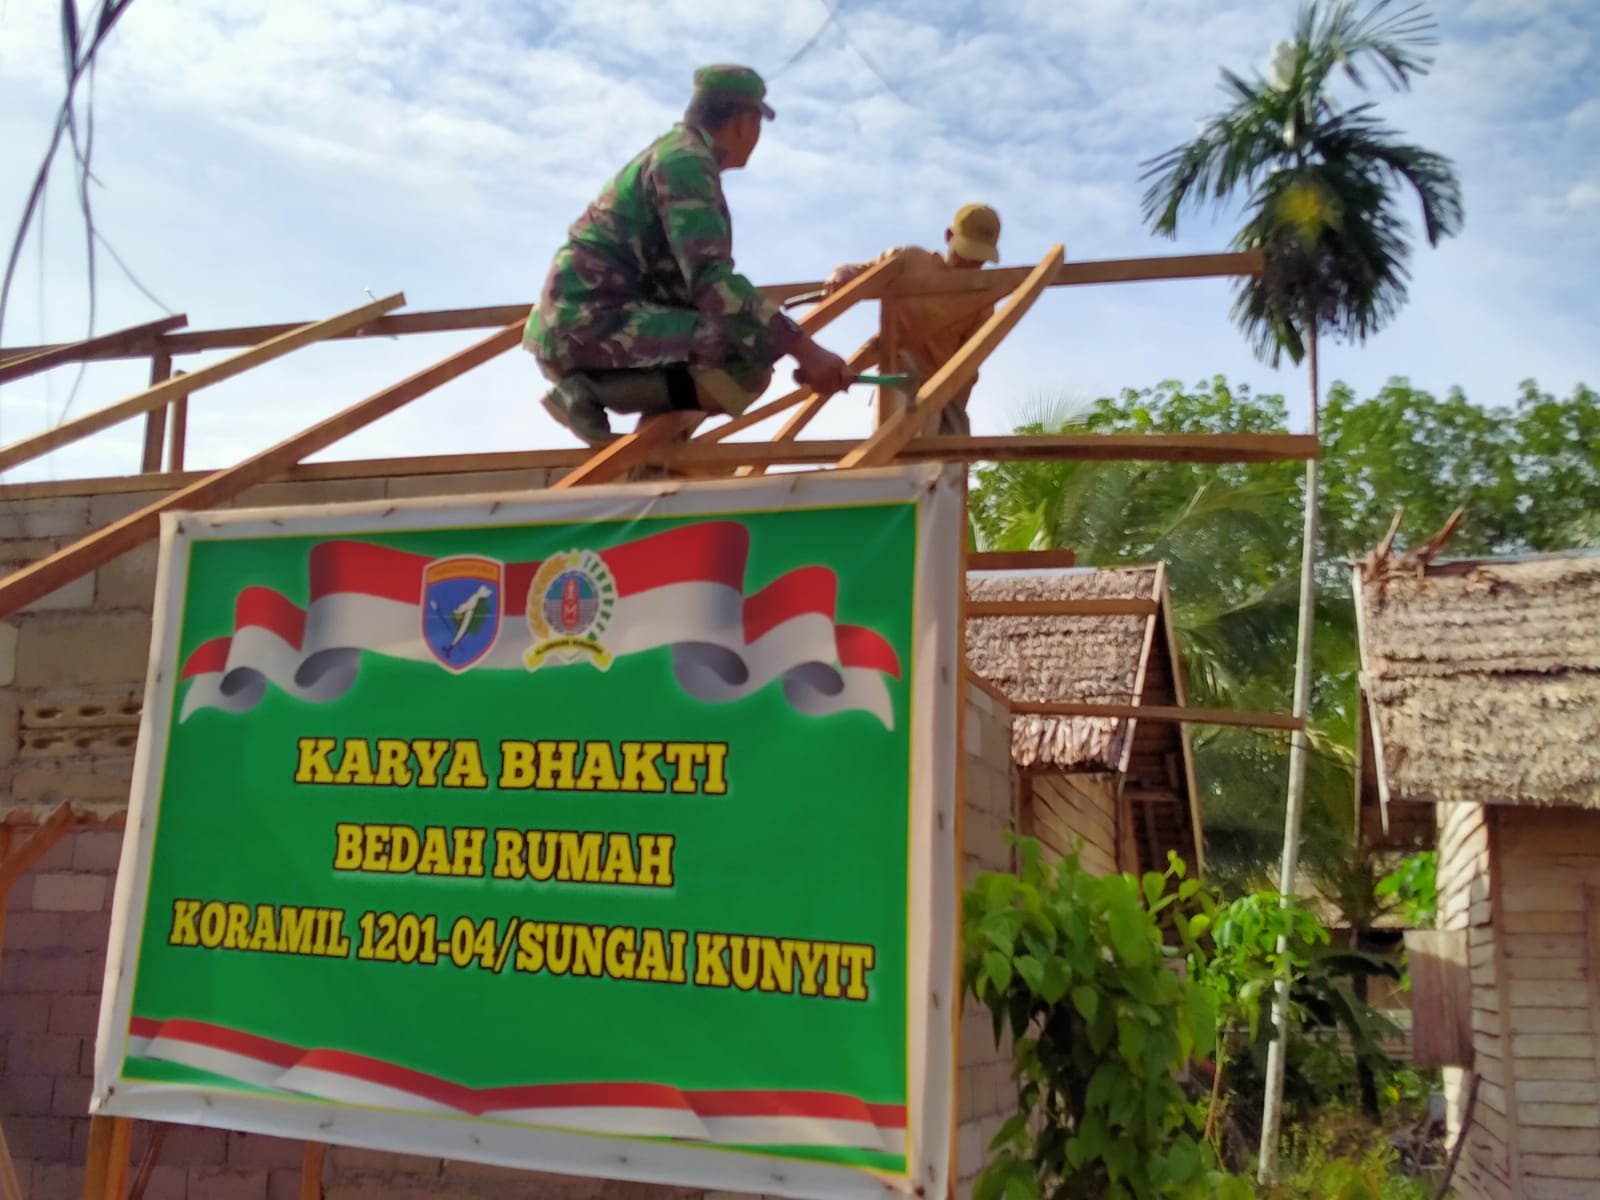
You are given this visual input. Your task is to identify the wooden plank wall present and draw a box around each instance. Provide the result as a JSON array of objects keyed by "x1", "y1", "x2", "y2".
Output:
[
  {"x1": 1436, "y1": 801, "x2": 1516, "y2": 1200},
  {"x1": 1023, "y1": 773, "x2": 1120, "y2": 876},
  {"x1": 1496, "y1": 808, "x2": 1600, "y2": 1199}
]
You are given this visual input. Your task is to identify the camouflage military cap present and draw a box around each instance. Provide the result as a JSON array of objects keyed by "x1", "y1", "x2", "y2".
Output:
[{"x1": 692, "y1": 64, "x2": 776, "y2": 120}]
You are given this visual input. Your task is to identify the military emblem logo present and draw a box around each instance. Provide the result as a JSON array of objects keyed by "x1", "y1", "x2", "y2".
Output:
[
  {"x1": 525, "y1": 550, "x2": 617, "y2": 671},
  {"x1": 421, "y1": 556, "x2": 503, "y2": 672}
]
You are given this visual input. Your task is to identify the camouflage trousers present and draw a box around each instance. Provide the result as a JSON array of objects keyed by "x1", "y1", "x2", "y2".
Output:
[{"x1": 527, "y1": 302, "x2": 776, "y2": 396}]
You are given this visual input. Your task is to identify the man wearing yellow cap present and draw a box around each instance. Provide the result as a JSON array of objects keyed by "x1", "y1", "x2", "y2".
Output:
[
  {"x1": 824, "y1": 204, "x2": 1003, "y2": 435},
  {"x1": 527, "y1": 65, "x2": 854, "y2": 446}
]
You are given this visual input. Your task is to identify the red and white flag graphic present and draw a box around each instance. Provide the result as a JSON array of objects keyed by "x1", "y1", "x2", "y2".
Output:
[
  {"x1": 126, "y1": 1017, "x2": 907, "y2": 1153},
  {"x1": 178, "y1": 522, "x2": 902, "y2": 728}
]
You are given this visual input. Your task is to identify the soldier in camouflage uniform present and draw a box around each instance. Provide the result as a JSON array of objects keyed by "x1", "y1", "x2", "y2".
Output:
[{"x1": 526, "y1": 65, "x2": 854, "y2": 446}]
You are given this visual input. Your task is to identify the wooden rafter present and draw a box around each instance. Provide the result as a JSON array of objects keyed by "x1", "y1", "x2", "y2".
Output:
[
  {"x1": 695, "y1": 337, "x2": 878, "y2": 445},
  {"x1": 0, "y1": 804, "x2": 78, "y2": 896},
  {"x1": 1011, "y1": 700, "x2": 1303, "y2": 732},
  {"x1": 0, "y1": 431, "x2": 1321, "y2": 503},
  {"x1": 967, "y1": 598, "x2": 1159, "y2": 618},
  {"x1": 0, "y1": 314, "x2": 188, "y2": 386},
  {"x1": 0, "y1": 294, "x2": 404, "y2": 475},
  {"x1": 545, "y1": 256, "x2": 904, "y2": 489},
  {"x1": 0, "y1": 322, "x2": 520, "y2": 620},
  {"x1": 839, "y1": 245, "x2": 1063, "y2": 469},
  {"x1": 736, "y1": 340, "x2": 882, "y2": 479},
  {"x1": 967, "y1": 549, "x2": 1077, "y2": 570},
  {"x1": 0, "y1": 250, "x2": 1263, "y2": 364},
  {"x1": 550, "y1": 412, "x2": 705, "y2": 490}
]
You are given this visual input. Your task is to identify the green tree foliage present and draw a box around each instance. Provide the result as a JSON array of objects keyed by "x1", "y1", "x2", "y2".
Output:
[
  {"x1": 969, "y1": 375, "x2": 1600, "y2": 892},
  {"x1": 962, "y1": 842, "x2": 1251, "y2": 1199}
]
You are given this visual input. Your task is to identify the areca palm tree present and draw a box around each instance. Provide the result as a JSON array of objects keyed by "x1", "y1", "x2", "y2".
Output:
[
  {"x1": 1138, "y1": 1, "x2": 1462, "y2": 1176},
  {"x1": 1141, "y1": 0, "x2": 1463, "y2": 371}
]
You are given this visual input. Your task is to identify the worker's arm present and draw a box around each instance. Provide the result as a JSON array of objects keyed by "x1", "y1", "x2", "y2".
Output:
[
  {"x1": 825, "y1": 245, "x2": 924, "y2": 293},
  {"x1": 648, "y1": 144, "x2": 804, "y2": 359}
]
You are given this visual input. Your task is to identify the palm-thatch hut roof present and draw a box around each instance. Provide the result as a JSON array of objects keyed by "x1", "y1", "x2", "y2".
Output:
[
  {"x1": 965, "y1": 563, "x2": 1202, "y2": 871},
  {"x1": 1355, "y1": 549, "x2": 1600, "y2": 823}
]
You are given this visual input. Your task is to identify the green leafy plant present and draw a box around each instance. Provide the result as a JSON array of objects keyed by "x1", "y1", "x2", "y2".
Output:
[
  {"x1": 1261, "y1": 1116, "x2": 1429, "y2": 1199},
  {"x1": 1375, "y1": 852, "x2": 1436, "y2": 928},
  {"x1": 962, "y1": 839, "x2": 1253, "y2": 1199}
]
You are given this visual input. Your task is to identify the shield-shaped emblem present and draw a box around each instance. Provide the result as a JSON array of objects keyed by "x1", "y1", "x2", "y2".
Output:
[{"x1": 421, "y1": 556, "x2": 503, "y2": 672}]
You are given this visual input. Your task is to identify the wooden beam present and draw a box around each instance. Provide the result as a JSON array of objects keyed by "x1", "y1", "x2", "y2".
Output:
[
  {"x1": 0, "y1": 430, "x2": 1322, "y2": 502},
  {"x1": 839, "y1": 245, "x2": 1063, "y2": 469},
  {"x1": 0, "y1": 1120, "x2": 22, "y2": 1200},
  {"x1": 127, "y1": 1125, "x2": 169, "y2": 1200},
  {"x1": 1010, "y1": 700, "x2": 1303, "y2": 732},
  {"x1": 0, "y1": 251, "x2": 1262, "y2": 363},
  {"x1": 549, "y1": 411, "x2": 704, "y2": 489},
  {"x1": 737, "y1": 339, "x2": 883, "y2": 479},
  {"x1": 881, "y1": 249, "x2": 1265, "y2": 304},
  {"x1": 167, "y1": 385, "x2": 188, "y2": 472},
  {"x1": 139, "y1": 351, "x2": 172, "y2": 473},
  {"x1": 0, "y1": 314, "x2": 188, "y2": 386},
  {"x1": 0, "y1": 804, "x2": 78, "y2": 896},
  {"x1": 967, "y1": 598, "x2": 1158, "y2": 618},
  {"x1": 967, "y1": 549, "x2": 1077, "y2": 570},
  {"x1": 0, "y1": 294, "x2": 404, "y2": 475},
  {"x1": 300, "y1": 1141, "x2": 325, "y2": 1200},
  {"x1": 551, "y1": 258, "x2": 899, "y2": 484},
  {"x1": 694, "y1": 337, "x2": 878, "y2": 445},
  {"x1": 791, "y1": 254, "x2": 903, "y2": 337},
  {"x1": 0, "y1": 322, "x2": 518, "y2": 620},
  {"x1": 106, "y1": 1118, "x2": 132, "y2": 1199}
]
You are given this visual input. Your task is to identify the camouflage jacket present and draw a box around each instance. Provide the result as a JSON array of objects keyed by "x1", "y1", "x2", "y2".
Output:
[{"x1": 525, "y1": 123, "x2": 801, "y2": 371}]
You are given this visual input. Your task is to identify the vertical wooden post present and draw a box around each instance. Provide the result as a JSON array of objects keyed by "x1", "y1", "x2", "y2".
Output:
[
  {"x1": 0, "y1": 825, "x2": 20, "y2": 1200},
  {"x1": 0, "y1": 826, "x2": 12, "y2": 954},
  {"x1": 1586, "y1": 886, "x2": 1600, "y2": 1120},
  {"x1": 166, "y1": 370, "x2": 189, "y2": 472},
  {"x1": 949, "y1": 473, "x2": 969, "y2": 1199},
  {"x1": 106, "y1": 1118, "x2": 131, "y2": 1197},
  {"x1": 0, "y1": 1121, "x2": 23, "y2": 1200},
  {"x1": 79, "y1": 1117, "x2": 114, "y2": 1199},
  {"x1": 300, "y1": 1141, "x2": 325, "y2": 1200},
  {"x1": 139, "y1": 350, "x2": 172, "y2": 473},
  {"x1": 876, "y1": 301, "x2": 901, "y2": 431}
]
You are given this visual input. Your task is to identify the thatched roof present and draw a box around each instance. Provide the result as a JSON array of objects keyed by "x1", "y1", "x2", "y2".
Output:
[
  {"x1": 1355, "y1": 550, "x2": 1600, "y2": 811},
  {"x1": 965, "y1": 566, "x2": 1160, "y2": 772}
]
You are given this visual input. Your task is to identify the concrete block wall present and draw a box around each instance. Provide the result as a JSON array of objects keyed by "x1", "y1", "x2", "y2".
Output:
[
  {"x1": 956, "y1": 678, "x2": 1020, "y2": 1200},
  {"x1": 1, "y1": 475, "x2": 1022, "y2": 1199}
]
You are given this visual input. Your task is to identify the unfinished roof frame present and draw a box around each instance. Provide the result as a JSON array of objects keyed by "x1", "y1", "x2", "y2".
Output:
[{"x1": 0, "y1": 246, "x2": 1315, "y2": 1200}]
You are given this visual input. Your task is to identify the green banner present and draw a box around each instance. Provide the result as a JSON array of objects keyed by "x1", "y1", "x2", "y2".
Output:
[{"x1": 97, "y1": 467, "x2": 961, "y2": 1200}]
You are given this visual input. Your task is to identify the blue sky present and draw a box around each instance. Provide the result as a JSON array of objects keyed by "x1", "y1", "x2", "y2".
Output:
[{"x1": 1, "y1": 0, "x2": 1596, "y2": 485}]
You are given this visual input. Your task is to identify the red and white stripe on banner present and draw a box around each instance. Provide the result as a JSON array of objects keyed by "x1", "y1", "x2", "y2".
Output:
[
  {"x1": 177, "y1": 522, "x2": 902, "y2": 729},
  {"x1": 126, "y1": 1017, "x2": 906, "y2": 1153}
]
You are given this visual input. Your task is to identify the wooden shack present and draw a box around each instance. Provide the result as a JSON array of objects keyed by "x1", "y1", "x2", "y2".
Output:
[
  {"x1": 966, "y1": 561, "x2": 1203, "y2": 876},
  {"x1": 1354, "y1": 549, "x2": 1600, "y2": 1200}
]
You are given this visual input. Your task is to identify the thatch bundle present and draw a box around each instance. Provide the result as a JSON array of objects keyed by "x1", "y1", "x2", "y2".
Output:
[
  {"x1": 1357, "y1": 552, "x2": 1600, "y2": 809},
  {"x1": 965, "y1": 567, "x2": 1159, "y2": 771}
]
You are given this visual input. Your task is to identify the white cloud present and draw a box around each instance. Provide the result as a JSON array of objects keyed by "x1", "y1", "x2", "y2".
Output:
[{"x1": 0, "y1": 0, "x2": 1596, "y2": 485}]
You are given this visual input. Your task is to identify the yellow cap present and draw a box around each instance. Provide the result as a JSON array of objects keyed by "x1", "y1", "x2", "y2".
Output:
[{"x1": 949, "y1": 203, "x2": 1001, "y2": 263}]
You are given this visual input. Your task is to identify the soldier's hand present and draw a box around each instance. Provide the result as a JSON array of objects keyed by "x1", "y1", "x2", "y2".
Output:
[
  {"x1": 793, "y1": 340, "x2": 854, "y2": 398},
  {"x1": 824, "y1": 265, "x2": 861, "y2": 294}
]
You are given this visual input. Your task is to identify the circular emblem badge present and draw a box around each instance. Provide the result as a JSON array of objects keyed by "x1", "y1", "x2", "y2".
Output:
[{"x1": 525, "y1": 550, "x2": 617, "y2": 670}]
